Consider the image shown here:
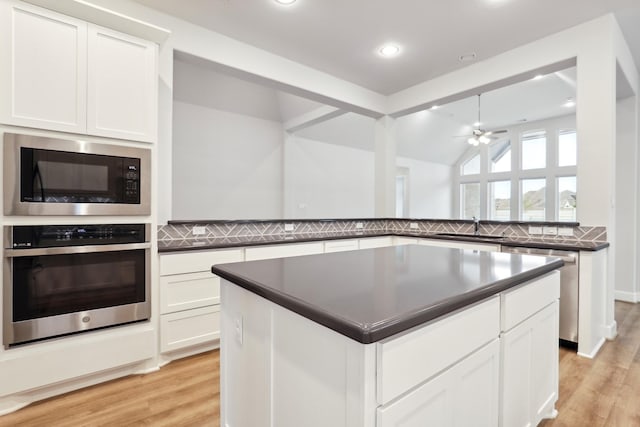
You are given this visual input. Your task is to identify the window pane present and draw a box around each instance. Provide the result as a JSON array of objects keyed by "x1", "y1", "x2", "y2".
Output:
[
  {"x1": 521, "y1": 131, "x2": 546, "y2": 170},
  {"x1": 461, "y1": 153, "x2": 480, "y2": 175},
  {"x1": 558, "y1": 130, "x2": 577, "y2": 166},
  {"x1": 521, "y1": 178, "x2": 546, "y2": 220},
  {"x1": 490, "y1": 140, "x2": 511, "y2": 173},
  {"x1": 558, "y1": 176, "x2": 577, "y2": 221},
  {"x1": 489, "y1": 181, "x2": 511, "y2": 220},
  {"x1": 461, "y1": 183, "x2": 480, "y2": 219}
]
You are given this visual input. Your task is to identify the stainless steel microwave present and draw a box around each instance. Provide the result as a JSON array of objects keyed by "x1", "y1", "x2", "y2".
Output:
[{"x1": 3, "y1": 133, "x2": 150, "y2": 216}]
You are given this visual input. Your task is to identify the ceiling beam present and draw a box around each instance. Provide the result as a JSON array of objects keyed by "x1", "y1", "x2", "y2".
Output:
[{"x1": 284, "y1": 106, "x2": 346, "y2": 133}]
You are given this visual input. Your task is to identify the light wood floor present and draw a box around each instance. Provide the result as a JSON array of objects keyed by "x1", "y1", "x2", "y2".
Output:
[{"x1": 2, "y1": 301, "x2": 639, "y2": 427}]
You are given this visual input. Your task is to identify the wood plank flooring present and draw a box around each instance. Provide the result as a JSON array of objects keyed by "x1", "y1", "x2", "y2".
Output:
[{"x1": 1, "y1": 301, "x2": 639, "y2": 427}]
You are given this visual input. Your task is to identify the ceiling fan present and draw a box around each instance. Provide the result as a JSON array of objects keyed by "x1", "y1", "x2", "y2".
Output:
[{"x1": 461, "y1": 94, "x2": 508, "y2": 146}]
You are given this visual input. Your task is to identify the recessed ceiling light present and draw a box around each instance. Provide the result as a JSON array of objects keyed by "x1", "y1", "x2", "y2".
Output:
[
  {"x1": 459, "y1": 53, "x2": 477, "y2": 62},
  {"x1": 379, "y1": 44, "x2": 401, "y2": 58},
  {"x1": 274, "y1": 0, "x2": 296, "y2": 5},
  {"x1": 430, "y1": 105, "x2": 439, "y2": 110},
  {"x1": 474, "y1": 121, "x2": 482, "y2": 127},
  {"x1": 564, "y1": 98, "x2": 576, "y2": 107},
  {"x1": 532, "y1": 74, "x2": 545, "y2": 80}
]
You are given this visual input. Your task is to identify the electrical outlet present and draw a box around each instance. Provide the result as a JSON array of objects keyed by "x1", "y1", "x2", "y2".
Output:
[
  {"x1": 543, "y1": 226, "x2": 558, "y2": 236},
  {"x1": 234, "y1": 315, "x2": 243, "y2": 345},
  {"x1": 356, "y1": 222, "x2": 364, "y2": 229},
  {"x1": 410, "y1": 222, "x2": 419, "y2": 229},
  {"x1": 284, "y1": 223, "x2": 294, "y2": 232},
  {"x1": 558, "y1": 227, "x2": 574, "y2": 237},
  {"x1": 192, "y1": 226, "x2": 206, "y2": 236},
  {"x1": 528, "y1": 226, "x2": 542, "y2": 235}
]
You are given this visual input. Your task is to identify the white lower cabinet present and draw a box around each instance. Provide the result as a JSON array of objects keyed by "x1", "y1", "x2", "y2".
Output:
[
  {"x1": 377, "y1": 339, "x2": 500, "y2": 427},
  {"x1": 160, "y1": 305, "x2": 221, "y2": 353},
  {"x1": 158, "y1": 249, "x2": 243, "y2": 357},
  {"x1": 501, "y1": 301, "x2": 559, "y2": 427},
  {"x1": 220, "y1": 265, "x2": 560, "y2": 427}
]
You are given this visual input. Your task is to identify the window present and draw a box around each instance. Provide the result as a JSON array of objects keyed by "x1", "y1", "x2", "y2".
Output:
[
  {"x1": 461, "y1": 153, "x2": 480, "y2": 175},
  {"x1": 521, "y1": 178, "x2": 546, "y2": 221},
  {"x1": 457, "y1": 122, "x2": 576, "y2": 222},
  {"x1": 558, "y1": 176, "x2": 577, "y2": 221},
  {"x1": 558, "y1": 130, "x2": 577, "y2": 166},
  {"x1": 521, "y1": 130, "x2": 546, "y2": 170},
  {"x1": 490, "y1": 140, "x2": 511, "y2": 172},
  {"x1": 461, "y1": 183, "x2": 480, "y2": 219},
  {"x1": 489, "y1": 181, "x2": 511, "y2": 220}
]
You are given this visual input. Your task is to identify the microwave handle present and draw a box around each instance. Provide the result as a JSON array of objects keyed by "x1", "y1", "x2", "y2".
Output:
[{"x1": 5, "y1": 242, "x2": 150, "y2": 257}]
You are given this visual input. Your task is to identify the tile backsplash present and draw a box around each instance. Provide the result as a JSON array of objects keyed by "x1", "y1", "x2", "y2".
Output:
[{"x1": 158, "y1": 219, "x2": 606, "y2": 245}]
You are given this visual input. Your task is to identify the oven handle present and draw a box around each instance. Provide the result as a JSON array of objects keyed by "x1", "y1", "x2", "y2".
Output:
[{"x1": 4, "y1": 242, "x2": 151, "y2": 257}]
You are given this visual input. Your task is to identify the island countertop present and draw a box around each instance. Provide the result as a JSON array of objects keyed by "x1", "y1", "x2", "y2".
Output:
[{"x1": 212, "y1": 245, "x2": 564, "y2": 344}]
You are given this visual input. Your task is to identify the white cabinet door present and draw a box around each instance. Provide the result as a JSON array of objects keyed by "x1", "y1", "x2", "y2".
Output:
[
  {"x1": 87, "y1": 24, "x2": 157, "y2": 142},
  {"x1": 0, "y1": 1, "x2": 87, "y2": 132},
  {"x1": 377, "y1": 339, "x2": 500, "y2": 427},
  {"x1": 501, "y1": 301, "x2": 559, "y2": 427}
]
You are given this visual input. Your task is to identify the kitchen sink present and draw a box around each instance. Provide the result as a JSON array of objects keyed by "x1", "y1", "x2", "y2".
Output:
[{"x1": 435, "y1": 232, "x2": 504, "y2": 240}]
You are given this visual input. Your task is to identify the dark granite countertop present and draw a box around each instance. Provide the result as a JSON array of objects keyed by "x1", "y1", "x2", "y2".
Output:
[
  {"x1": 158, "y1": 231, "x2": 608, "y2": 253},
  {"x1": 212, "y1": 245, "x2": 564, "y2": 344}
]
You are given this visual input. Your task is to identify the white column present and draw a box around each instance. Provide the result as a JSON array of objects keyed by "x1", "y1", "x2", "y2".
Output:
[{"x1": 374, "y1": 116, "x2": 397, "y2": 217}]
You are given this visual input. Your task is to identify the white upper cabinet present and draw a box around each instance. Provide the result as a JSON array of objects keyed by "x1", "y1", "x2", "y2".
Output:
[
  {"x1": 0, "y1": 1, "x2": 87, "y2": 133},
  {"x1": 87, "y1": 25, "x2": 157, "y2": 142},
  {"x1": 0, "y1": 0, "x2": 157, "y2": 142}
]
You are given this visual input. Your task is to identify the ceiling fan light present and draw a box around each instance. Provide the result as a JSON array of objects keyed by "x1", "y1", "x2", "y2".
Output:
[
  {"x1": 468, "y1": 137, "x2": 479, "y2": 146},
  {"x1": 479, "y1": 135, "x2": 491, "y2": 144}
]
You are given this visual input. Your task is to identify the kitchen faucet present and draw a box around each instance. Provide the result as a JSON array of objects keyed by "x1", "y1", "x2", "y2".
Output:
[{"x1": 472, "y1": 216, "x2": 480, "y2": 236}]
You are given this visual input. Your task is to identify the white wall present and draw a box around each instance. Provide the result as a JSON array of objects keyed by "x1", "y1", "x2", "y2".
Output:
[
  {"x1": 172, "y1": 101, "x2": 284, "y2": 219},
  {"x1": 616, "y1": 95, "x2": 638, "y2": 302},
  {"x1": 396, "y1": 157, "x2": 453, "y2": 218},
  {"x1": 284, "y1": 136, "x2": 375, "y2": 218}
]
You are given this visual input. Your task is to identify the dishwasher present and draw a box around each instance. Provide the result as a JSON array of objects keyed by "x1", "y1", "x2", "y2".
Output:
[{"x1": 501, "y1": 246, "x2": 579, "y2": 348}]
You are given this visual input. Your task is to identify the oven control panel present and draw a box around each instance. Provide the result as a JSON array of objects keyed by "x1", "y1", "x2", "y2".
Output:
[{"x1": 9, "y1": 224, "x2": 147, "y2": 248}]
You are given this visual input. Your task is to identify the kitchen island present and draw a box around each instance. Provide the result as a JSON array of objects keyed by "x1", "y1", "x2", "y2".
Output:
[{"x1": 212, "y1": 245, "x2": 563, "y2": 427}]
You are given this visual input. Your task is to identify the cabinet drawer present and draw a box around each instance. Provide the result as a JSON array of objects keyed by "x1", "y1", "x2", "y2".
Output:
[
  {"x1": 501, "y1": 271, "x2": 560, "y2": 331},
  {"x1": 160, "y1": 249, "x2": 243, "y2": 276},
  {"x1": 160, "y1": 271, "x2": 219, "y2": 314},
  {"x1": 359, "y1": 236, "x2": 394, "y2": 249},
  {"x1": 245, "y1": 242, "x2": 324, "y2": 261},
  {"x1": 376, "y1": 296, "x2": 500, "y2": 405},
  {"x1": 324, "y1": 239, "x2": 359, "y2": 253},
  {"x1": 160, "y1": 305, "x2": 220, "y2": 353},
  {"x1": 377, "y1": 339, "x2": 500, "y2": 427}
]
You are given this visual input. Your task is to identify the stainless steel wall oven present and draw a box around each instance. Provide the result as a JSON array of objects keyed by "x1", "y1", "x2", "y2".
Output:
[
  {"x1": 3, "y1": 224, "x2": 151, "y2": 346},
  {"x1": 3, "y1": 133, "x2": 150, "y2": 216}
]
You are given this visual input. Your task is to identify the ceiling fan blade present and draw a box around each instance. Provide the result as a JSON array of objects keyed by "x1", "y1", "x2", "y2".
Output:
[{"x1": 491, "y1": 129, "x2": 508, "y2": 134}]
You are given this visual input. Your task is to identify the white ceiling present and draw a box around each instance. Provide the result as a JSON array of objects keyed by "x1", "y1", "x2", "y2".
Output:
[{"x1": 133, "y1": 0, "x2": 640, "y2": 95}]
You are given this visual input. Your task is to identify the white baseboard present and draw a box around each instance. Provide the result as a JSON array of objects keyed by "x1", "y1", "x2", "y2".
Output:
[
  {"x1": 577, "y1": 336, "x2": 606, "y2": 359},
  {"x1": 615, "y1": 290, "x2": 639, "y2": 303},
  {"x1": 603, "y1": 320, "x2": 617, "y2": 340}
]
